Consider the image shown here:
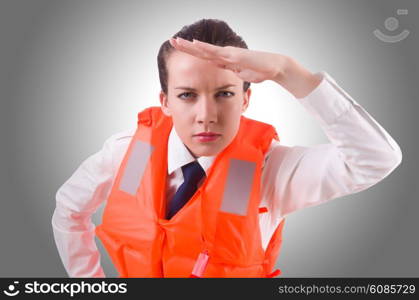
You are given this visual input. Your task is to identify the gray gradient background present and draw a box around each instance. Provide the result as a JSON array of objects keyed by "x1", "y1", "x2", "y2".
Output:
[{"x1": 0, "y1": 0, "x2": 417, "y2": 277}]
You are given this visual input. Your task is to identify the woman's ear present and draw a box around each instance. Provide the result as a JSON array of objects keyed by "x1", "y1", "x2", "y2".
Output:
[
  {"x1": 242, "y1": 88, "x2": 251, "y2": 113},
  {"x1": 159, "y1": 91, "x2": 171, "y2": 116}
]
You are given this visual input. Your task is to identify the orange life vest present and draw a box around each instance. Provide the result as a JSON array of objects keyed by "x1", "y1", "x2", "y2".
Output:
[{"x1": 95, "y1": 106, "x2": 286, "y2": 277}]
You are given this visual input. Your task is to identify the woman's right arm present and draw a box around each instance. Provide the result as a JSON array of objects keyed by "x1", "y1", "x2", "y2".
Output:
[{"x1": 51, "y1": 129, "x2": 134, "y2": 277}]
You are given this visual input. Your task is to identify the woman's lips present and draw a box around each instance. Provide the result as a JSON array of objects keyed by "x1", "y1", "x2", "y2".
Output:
[{"x1": 193, "y1": 133, "x2": 221, "y2": 142}]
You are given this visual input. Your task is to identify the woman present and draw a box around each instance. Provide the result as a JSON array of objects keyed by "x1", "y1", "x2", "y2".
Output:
[{"x1": 52, "y1": 18, "x2": 402, "y2": 278}]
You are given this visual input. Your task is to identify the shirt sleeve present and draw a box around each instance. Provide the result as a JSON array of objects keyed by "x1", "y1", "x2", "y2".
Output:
[
  {"x1": 262, "y1": 71, "x2": 403, "y2": 220},
  {"x1": 51, "y1": 130, "x2": 131, "y2": 278}
]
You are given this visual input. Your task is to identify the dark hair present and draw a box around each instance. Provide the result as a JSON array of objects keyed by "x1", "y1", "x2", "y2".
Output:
[{"x1": 157, "y1": 18, "x2": 251, "y2": 95}]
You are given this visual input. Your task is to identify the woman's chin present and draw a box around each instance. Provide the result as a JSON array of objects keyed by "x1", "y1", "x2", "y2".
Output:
[{"x1": 190, "y1": 146, "x2": 222, "y2": 158}]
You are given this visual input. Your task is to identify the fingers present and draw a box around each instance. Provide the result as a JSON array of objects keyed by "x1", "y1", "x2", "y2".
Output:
[
  {"x1": 170, "y1": 37, "x2": 204, "y2": 58},
  {"x1": 169, "y1": 37, "x2": 232, "y2": 63},
  {"x1": 169, "y1": 37, "x2": 242, "y2": 73},
  {"x1": 191, "y1": 39, "x2": 230, "y2": 59}
]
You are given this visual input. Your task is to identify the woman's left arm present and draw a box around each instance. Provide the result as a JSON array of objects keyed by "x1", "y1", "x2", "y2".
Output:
[{"x1": 170, "y1": 37, "x2": 402, "y2": 218}]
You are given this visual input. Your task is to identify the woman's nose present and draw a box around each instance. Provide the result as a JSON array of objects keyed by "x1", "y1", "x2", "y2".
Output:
[{"x1": 196, "y1": 97, "x2": 217, "y2": 125}]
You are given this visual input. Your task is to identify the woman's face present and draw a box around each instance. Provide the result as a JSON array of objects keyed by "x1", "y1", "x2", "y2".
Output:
[{"x1": 160, "y1": 50, "x2": 251, "y2": 158}]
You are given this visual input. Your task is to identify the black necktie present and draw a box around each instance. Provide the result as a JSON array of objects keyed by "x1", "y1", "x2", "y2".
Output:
[{"x1": 167, "y1": 161, "x2": 206, "y2": 220}]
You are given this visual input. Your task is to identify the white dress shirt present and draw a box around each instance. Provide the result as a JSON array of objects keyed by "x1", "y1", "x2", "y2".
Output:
[{"x1": 51, "y1": 71, "x2": 403, "y2": 278}]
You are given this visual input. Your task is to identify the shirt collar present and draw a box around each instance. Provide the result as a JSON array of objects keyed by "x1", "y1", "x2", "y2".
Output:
[{"x1": 167, "y1": 126, "x2": 216, "y2": 175}]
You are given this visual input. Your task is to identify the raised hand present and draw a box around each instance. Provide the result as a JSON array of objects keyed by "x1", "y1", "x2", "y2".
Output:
[{"x1": 169, "y1": 37, "x2": 288, "y2": 84}]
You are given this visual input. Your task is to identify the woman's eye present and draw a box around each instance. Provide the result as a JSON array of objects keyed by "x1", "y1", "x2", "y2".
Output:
[
  {"x1": 177, "y1": 92, "x2": 195, "y2": 100},
  {"x1": 217, "y1": 91, "x2": 235, "y2": 97}
]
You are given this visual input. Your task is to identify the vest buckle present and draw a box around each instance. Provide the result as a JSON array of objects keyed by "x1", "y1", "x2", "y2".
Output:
[{"x1": 189, "y1": 250, "x2": 209, "y2": 278}]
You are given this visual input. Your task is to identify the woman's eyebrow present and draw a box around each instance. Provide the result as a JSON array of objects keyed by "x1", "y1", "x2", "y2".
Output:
[{"x1": 174, "y1": 84, "x2": 236, "y2": 91}]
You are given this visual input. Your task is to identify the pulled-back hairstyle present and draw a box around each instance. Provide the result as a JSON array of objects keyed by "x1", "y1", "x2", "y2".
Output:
[{"x1": 157, "y1": 18, "x2": 250, "y2": 95}]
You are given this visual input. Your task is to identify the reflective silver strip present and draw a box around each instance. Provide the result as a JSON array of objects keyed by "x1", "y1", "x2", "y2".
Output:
[
  {"x1": 220, "y1": 159, "x2": 256, "y2": 216},
  {"x1": 119, "y1": 140, "x2": 154, "y2": 195}
]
